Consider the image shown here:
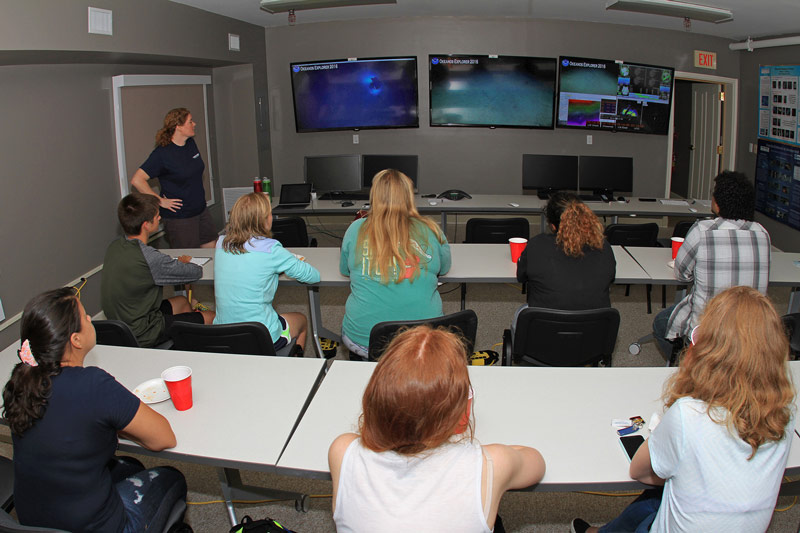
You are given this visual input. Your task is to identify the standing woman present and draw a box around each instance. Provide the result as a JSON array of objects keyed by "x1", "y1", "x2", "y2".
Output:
[
  {"x1": 131, "y1": 107, "x2": 217, "y2": 248},
  {"x1": 329, "y1": 326, "x2": 546, "y2": 532},
  {"x1": 2, "y1": 288, "x2": 187, "y2": 532},
  {"x1": 572, "y1": 286, "x2": 795, "y2": 533},
  {"x1": 339, "y1": 169, "x2": 451, "y2": 359}
]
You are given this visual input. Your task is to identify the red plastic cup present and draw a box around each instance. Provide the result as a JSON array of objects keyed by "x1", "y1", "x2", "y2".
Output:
[
  {"x1": 671, "y1": 237, "x2": 685, "y2": 260},
  {"x1": 509, "y1": 237, "x2": 528, "y2": 263},
  {"x1": 455, "y1": 387, "x2": 474, "y2": 435},
  {"x1": 161, "y1": 366, "x2": 193, "y2": 411}
]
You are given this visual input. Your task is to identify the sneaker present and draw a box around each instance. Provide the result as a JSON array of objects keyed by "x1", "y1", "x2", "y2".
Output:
[
  {"x1": 571, "y1": 518, "x2": 591, "y2": 533},
  {"x1": 469, "y1": 350, "x2": 499, "y2": 366},
  {"x1": 320, "y1": 337, "x2": 339, "y2": 359},
  {"x1": 192, "y1": 301, "x2": 211, "y2": 312}
]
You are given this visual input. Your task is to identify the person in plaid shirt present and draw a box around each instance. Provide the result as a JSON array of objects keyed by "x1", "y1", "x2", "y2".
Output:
[{"x1": 652, "y1": 171, "x2": 770, "y2": 358}]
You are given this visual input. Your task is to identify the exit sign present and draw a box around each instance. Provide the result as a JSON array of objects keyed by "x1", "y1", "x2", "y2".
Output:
[{"x1": 694, "y1": 50, "x2": 717, "y2": 70}]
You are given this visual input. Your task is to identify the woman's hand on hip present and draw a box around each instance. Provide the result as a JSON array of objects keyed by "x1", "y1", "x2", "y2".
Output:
[{"x1": 159, "y1": 196, "x2": 183, "y2": 212}]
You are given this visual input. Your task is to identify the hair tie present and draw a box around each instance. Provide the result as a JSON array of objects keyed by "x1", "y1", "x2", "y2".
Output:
[{"x1": 18, "y1": 340, "x2": 38, "y2": 367}]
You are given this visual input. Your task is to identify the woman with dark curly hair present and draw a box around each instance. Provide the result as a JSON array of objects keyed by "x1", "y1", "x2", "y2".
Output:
[
  {"x1": 3, "y1": 288, "x2": 187, "y2": 532},
  {"x1": 515, "y1": 192, "x2": 616, "y2": 312}
]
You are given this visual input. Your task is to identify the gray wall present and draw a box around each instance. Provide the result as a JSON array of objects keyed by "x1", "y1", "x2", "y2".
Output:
[
  {"x1": 736, "y1": 43, "x2": 800, "y2": 252},
  {"x1": 0, "y1": 0, "x2": 268, "y2": 348},
  {"x1": 265, "y1": 17, "x2": 739, "y2": 196}
]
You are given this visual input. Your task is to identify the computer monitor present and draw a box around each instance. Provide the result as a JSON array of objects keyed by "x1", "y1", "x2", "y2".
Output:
[
  {"x1": 304, "y1": 155, "x2": 362, "y2": 193},
  {"x1": 578, "y1": 155, "x2": 633, "y2": 194},
  {"x1": 522, "y1": 154, "x2": 579, "y2": 195},
  {"x1": 362, "y1": 154, "x2": 418, "y2": 189}
]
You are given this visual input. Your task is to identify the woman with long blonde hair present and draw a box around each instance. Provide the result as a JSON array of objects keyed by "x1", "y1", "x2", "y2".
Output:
[
  {"x1": 214, "y1": 192, "x2": 320, "y2": 352},
  {"x1": 329, "y1": 326, "x2": 545, "y2": 532},
  {"x1": 572, "y1": 286, "x2": 795, "y2": 533},
  {"x1": 339, "y1": 169, "x2": 451, "y2": 358}
]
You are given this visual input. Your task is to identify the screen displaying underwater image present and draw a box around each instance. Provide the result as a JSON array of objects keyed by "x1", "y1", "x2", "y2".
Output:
[
  {"x1": 291, "y1": 57, "x2": 419, "y2": 132},
  {"x1": 429, "y1": 55, "x2": 556, "y2": 129}
]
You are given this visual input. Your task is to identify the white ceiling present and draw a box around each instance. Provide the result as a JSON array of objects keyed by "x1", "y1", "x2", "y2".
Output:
[{"x1": 171, "y1": 0, "x2": 799, "y2": 42}]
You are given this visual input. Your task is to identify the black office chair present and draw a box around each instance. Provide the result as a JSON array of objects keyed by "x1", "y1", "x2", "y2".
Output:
[
  {"x1": 93, "y1": 319, "x2": 173, "y2": 350},
  {"x1": 462, "y1": 218, "x2": 530, "y2": 309},
  {"x1": 169, "y1": 321, "x2": 296, "y2": 357},
  {"x1": 0, "y1": 456, "x2": 186, "y2": 533},
  {"x1": 271, "y1": 217, "x2": 317, "y2": 248},
  {"x1": 503, "y1": 307, "x2": 620, "y2": 367},
  {"x1": 604, "y1": 223, "x2": 660, "y2": 313},
  {"x1": 367, "y1": 310, "x2": 478, "y2": 362},
  {"x1": 783, "y1": 313, "x2": 800, "y2": 360}
]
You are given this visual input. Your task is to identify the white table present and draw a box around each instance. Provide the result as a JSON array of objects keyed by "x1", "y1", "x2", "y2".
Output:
[{"x1": 277, "y1": 360, "x2": 800, "y2": 492}]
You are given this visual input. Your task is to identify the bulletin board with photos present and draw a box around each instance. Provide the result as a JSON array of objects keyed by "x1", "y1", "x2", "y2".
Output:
[
  {"x1": 754, "y1": 139, "x2": 800, "y2": 231},
  {"x1": 758, "y1": 65, "x2": 799, "y2": 146}
]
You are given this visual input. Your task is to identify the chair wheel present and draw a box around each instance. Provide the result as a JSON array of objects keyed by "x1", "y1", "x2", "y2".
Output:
[
  {"x1": 629, "y1": 342, "x2": 641, "y2": 355},
  {"x1": 295, "y1": 494, "x2": 309, "y2": 512}
]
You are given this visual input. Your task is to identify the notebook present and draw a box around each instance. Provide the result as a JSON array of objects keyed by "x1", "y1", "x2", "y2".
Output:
[{"x1": 273, "y1": 183, "x2": 312, "y2": 210}]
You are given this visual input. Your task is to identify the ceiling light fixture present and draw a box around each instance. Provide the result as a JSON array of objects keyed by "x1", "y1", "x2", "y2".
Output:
[
  {"x1": 260, "y1": 0, "x2": 396, "y2": 15},
  {"x1": 605, "y1": 0, "x2": 733, "y2": 24}
]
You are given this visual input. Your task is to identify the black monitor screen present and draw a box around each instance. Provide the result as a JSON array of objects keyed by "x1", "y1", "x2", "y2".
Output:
[
  {"x1": 291, "y1": 56, "x2": 419, "y2": 133},
  {"x1": 362, "y1": 154, "x2": 418, "y2": 189},
  {"x1": 522, "y1": 154, "x2": 579, "y2": 191},
  {"x1": 304, "y1": 155, "x2": 362, "y2": 193},
  {"x1": 557, "y1": 56, "x2": 674, "y2": 135},
  {"x1": 430, "y1": 54, "x2": 556, "y2": 129},
  {"x1": 578, "y1": 156, "x2": 633, "y2": 193}
]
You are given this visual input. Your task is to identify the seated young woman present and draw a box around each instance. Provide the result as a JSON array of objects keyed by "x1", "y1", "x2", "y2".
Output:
[
  {"x1": 339, "y1": 169, "x2": 451, "y2": 359},
  {"x1": 2, "y1": 288, "x2": 187, "y2": 532},
  {"x1": 517, "y1": 192, "x2": 615, "y2": 310},
  {"x1": 329, "y1": 326, "x2": 546, "y2": 532},
  {"x1": 214, "y1": 192, "x2": 320, "y2": 353},
  {"x1": 572, "y1": 286, "x2": 796, "y2": 533}
]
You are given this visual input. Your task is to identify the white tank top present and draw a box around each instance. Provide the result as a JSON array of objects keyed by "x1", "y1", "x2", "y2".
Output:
[{"x1": 333, "y1": 438, "x2": 493, "y2": 533}]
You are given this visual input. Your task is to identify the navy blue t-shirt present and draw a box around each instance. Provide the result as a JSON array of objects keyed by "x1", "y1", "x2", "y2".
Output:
[
  {"x1": 140, "y1": 137, "x2": 207, "y2": 219},
  {"x1": 12, "y1": 366, "x2": 140, "y2": 532}
]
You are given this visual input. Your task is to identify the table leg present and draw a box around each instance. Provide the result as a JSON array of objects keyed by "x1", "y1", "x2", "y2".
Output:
[
  {"x1": 217, "y1": 467, "x2": 309, "y2": 527},
  {"x1": 789, "y1": 287, "x2": 799, "y2": 314},
  {"x1": 440, "y1": 211, "x2": 448, "y2": 235},
  {"x1": 307, "y1": 286, "x2": 342, "y2": 358}
]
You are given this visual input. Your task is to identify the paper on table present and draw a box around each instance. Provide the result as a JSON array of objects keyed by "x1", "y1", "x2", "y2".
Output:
[{"x1": 190, "y1": 257, "x2": 211, "y2": 266}]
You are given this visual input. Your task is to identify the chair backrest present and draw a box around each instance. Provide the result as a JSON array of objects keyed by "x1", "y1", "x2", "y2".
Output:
[
  {"x1": 93, "y1": 320, "x2": 139, "y2": 347},
  {"x1": 271, "y1": 217, "x2": 311, "y2": 248},
  {"x1": 0, "y1": 512, "x2": 68, "y2": 533},
  {"x1": 783, "y1": 313, "x2": 800, "y2": 359},
  {"x1": 672, "y1": 220, "x2": 695, "y2": 239},
  {"x1": 511, "y1": 307, "x2": 620, "y2": 367},
  {"x1": 604, "y1": 223, "x2": 659, "y2": 247},
  {"x1": 465, "y1": 218, "x2": 530, "y2": 244},
  {"x1": 169, "y1": 321, "x2": 280, "y2": 356},
  {"x1": 367, "y1": 310, "x2": 478, "y2": 361}
]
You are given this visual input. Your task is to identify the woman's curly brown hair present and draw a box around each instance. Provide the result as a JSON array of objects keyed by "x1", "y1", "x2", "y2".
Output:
[{"x1": 545, "y1": 192, "x2": 605, "y2": 258}]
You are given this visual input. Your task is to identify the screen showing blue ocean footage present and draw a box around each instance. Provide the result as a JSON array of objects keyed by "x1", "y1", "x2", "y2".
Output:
[
  {"x1": 429, "y1": 54, "x2": 556, "y2": 128},
  {"x1": 290, "y1": 57, "x2": 419, "y2": 132}
]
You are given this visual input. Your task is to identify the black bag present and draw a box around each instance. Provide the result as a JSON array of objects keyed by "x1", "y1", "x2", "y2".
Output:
[{"x1": 229, "y1": 515, "x2": 296, "y2": 533}]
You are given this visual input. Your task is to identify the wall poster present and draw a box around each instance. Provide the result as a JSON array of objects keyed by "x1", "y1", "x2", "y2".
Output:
[
  {"x1": 754, "y1": 139, "x2": 800, "y2": 231},
  {"x1": 758, "y1": 65, "x2": 799, "y2": 146}
]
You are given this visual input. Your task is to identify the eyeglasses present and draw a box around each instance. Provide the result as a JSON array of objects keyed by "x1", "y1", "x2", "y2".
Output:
[{"x1": 70, "y1": 278, "x2": 87, "y2": 300}]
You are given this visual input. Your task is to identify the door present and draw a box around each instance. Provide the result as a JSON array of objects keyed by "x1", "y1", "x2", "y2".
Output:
[{"x1": 687, "y1": 83, "x2": 722, "y2": 200}]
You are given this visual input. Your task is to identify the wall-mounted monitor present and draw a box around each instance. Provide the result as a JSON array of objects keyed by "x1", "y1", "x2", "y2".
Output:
[
  {"x1": 304, "y1": 155, "x2": 362, "y2": 193},
  {"x1": 522, "y1": 154, "x2": 578, "y2": 198},
  {"x1": 290, "y1": 56, "x2": 419, "y2": 133},
  {"x1": 429, "y1": 54, "x2": 556, "y2": 129},
  {"x1": 362, "y1": 154, "x2": 419, "y2": 189},
  {"x1": 556, "y1": 56, "x2": 674, "y2": 135},
  {"x1": 578, "y1": 155, "x2": 633, "y2": 194}
]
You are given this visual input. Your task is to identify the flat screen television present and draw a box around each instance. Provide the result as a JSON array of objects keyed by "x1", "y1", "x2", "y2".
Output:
[
  {"x1": 362, "y1": 154, "x2": 418, "y2": 189},
  {"x1": 290, "y1": 56, "x2": 419, "y2": 133},
  {"x1": 522, "y1": 154, "x2": 578, "y2": 197},
  {"x1": 304, "y1": 155, "x2": 362, "y2": 193},
  {"x1": 578, "y1": 155, "x2": 633, "y2": 194},
  {"x1": 429, "y1": 54, "x2": 556, "y2": 129},
  {"x1": 557, "y1": 56, "x2": 674, "y2": 135}
]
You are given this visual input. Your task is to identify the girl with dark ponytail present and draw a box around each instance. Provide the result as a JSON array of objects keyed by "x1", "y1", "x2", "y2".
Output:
[
  {"x1": 515, "y1": 192, "x2": 616, "y2": 312},
  {"x1": 2, "y1": 288, "x2": 188, "y2": 532}
]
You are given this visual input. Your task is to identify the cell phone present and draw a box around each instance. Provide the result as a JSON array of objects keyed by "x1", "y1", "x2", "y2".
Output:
[
  {"x1": 640, "y1": 198, "x2": 657, "y2": 202},
  {"x1": 619, "y1": 435, "x2": 645, "y2": 462}
]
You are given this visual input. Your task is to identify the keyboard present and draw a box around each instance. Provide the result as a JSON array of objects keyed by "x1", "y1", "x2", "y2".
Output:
[
  {"x1": 578, "y1": 194, "x2": 603, "y2": 202},
  {"x1": 318, "y1": 191, "x2": 370, "y2": 201}
]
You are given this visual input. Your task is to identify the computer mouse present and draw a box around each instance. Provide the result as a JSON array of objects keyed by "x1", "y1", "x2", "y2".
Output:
[
  {"x1": 508, "y1": 203, "x2": 519, "y2": 207},
  {"x1": 428, "y1": 200, "x2": 438, "y2": 206},
  {"x1": 617, "y1": 196, "x2": 626, "y2": 202},
  {"x1": 341, "y1": 201, "x2": 354, "y2": 207}
]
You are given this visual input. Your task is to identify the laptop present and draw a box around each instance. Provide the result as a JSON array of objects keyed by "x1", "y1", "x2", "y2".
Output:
[{"x1": 273, "y1": 183, "x2": 312, "y2": 210}]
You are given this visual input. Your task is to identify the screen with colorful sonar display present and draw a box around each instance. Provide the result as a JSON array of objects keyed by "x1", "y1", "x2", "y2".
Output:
[
  {"x1": 290, "y1": 56, "x2": 419, "y2": 133},
  {"x1": 557, "y1": 56, "x2": 674, "y2": 135},
  {"x1": 429, "y1": 54, "x2": 556, "y2": 129}
]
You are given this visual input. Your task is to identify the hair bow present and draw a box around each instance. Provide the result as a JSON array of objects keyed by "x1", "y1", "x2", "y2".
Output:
[{"x1": 18, "y1": 340, "x2": 38, "y2": 367}]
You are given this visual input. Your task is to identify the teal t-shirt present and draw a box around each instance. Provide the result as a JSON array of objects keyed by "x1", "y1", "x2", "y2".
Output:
[{"x1": 340, "y1": 217, "x2": 451, "y2": 347}]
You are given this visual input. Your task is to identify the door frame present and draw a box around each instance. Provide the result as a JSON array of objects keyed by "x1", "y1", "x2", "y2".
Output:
[{"x1": 665, "y1": 71, "x2": 738, "y2": 198}]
